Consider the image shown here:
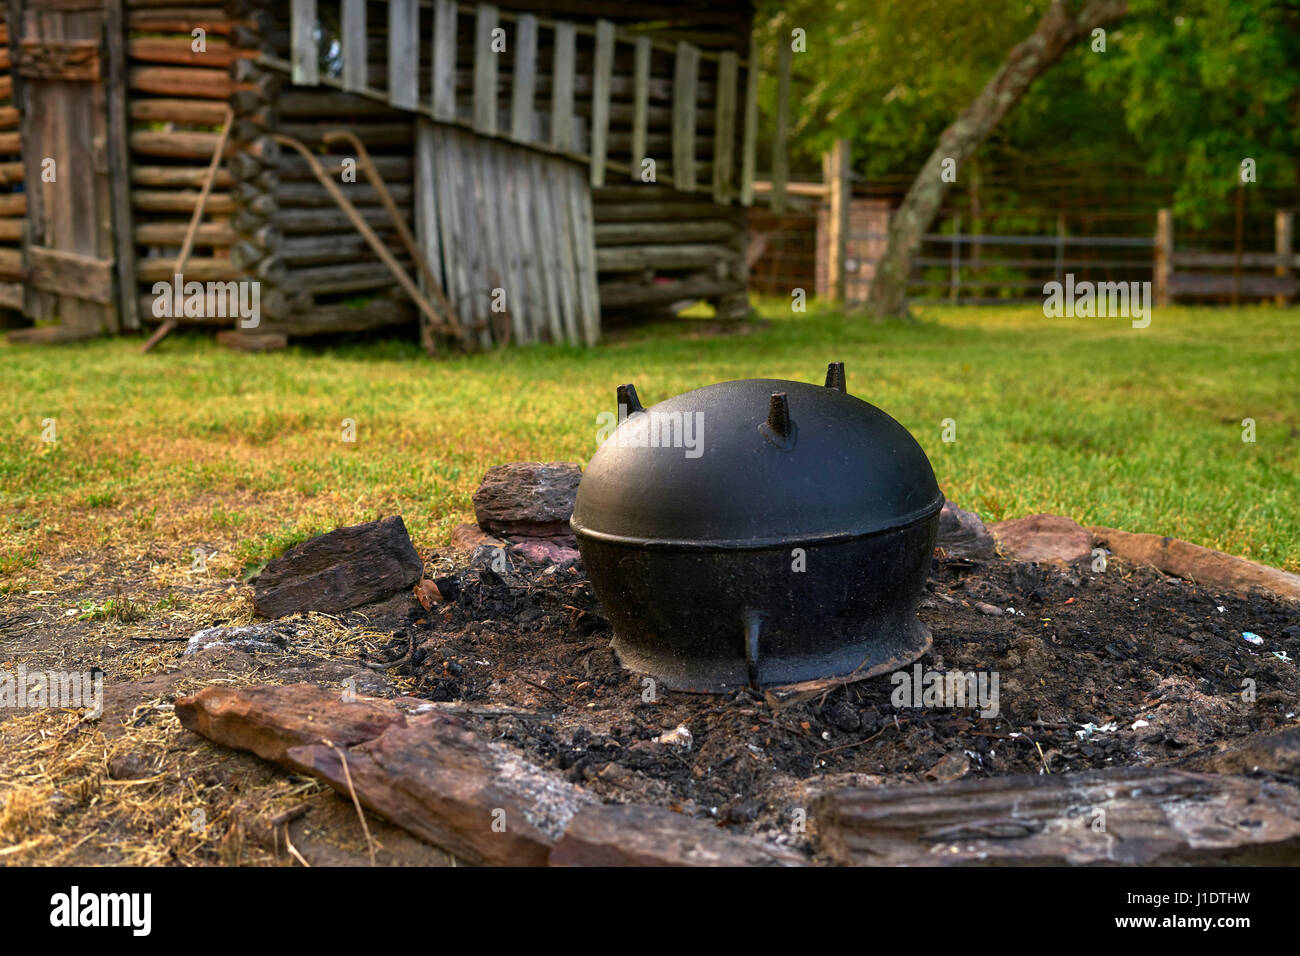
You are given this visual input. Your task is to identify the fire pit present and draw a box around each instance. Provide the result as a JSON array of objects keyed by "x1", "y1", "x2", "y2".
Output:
[{"x1": 571, "y1": 363, "x2": 945, "y2": 693}]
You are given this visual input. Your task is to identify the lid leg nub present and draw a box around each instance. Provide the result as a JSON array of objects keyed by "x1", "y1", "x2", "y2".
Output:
[
  {"x1": 617, "y1": 383, "x2": 645, "y2": 415},
  {"x1": 767, "y1": 391, "x2": 792, "y2": 438},
  {"x1": 824, "y1": 361, "x2": 847, "y2": 393}
]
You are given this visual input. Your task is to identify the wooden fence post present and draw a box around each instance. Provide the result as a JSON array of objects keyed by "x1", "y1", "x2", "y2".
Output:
[
  {"x1": 1154, "y1": 208, "x2": 1172, "y2": 308},
  {"x1": 341, "y1": 0, "x2": 367, "y2": 92},
  {"x1": 290, "y1": 0, "x2": 318, "y2": 86},
  {"x1": 1054, "y1": 214, "x2": 1066, "y2": 285},
  {"x1": 671, "y1": 42, "x2": 700, "y2": 192},
  {"x1": 769, "y1": 39, "x2": 791, "y2": 214},
  {"x1": 949, "y1": 214, "x2": 961, "y2": 305},
  {"x1": 739, "y1": 30, "x2": 759, "y2": 206},
  {"x1": 1276, "y1": 209, "x2": 1293, "y2": 307},
  {"x1": 824, "y1": 139, "x2": 850, "y2": 302}
]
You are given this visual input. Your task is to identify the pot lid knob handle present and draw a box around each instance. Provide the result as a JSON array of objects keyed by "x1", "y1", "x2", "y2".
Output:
[
  {"x1": 617, "y1": 383, "x2": 645, "y2": 415},
  {"x1": 824, "y1": 361, "x2": 847, "y2": 393},
  {"x1": 762, "y1": 391, "x2": 797, "y2": 449}
]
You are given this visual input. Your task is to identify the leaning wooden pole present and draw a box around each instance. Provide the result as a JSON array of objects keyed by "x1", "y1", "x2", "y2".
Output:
[
  {"x1": 322, "y1": 129, "x2": 462, "y2": 346},
  {"x1": 271, "y1": 133, "x2": 459, "y2": 347},
  {"x1": 140, "y1": 106, "x2": 235, "y2": 353}
]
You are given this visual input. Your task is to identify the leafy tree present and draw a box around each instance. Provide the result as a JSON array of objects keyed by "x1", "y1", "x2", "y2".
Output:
[
  {"x1": 1085, "y1": 0, "x2": 1300, "y2": 225},
  {"x1": 756, "y1": 0, "x2": 1299, "y2": 312}
]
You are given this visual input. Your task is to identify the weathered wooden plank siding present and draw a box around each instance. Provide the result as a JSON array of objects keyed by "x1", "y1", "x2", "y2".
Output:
[{"x1": 0, "y1": 7, "x2": 23, "y2": 313}]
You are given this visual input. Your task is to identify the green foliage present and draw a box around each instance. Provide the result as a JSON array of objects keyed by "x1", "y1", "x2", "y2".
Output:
[
  {"x1": 1085, "y1": 0, "x2": 1300, "y2": 222},
  {"x1": 757, "y1": 0, "x2": 1298, "y2": 214}
]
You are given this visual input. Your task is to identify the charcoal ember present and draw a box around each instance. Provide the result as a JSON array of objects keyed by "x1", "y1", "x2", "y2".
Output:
[
  {"x1": 822, "y1": 702, "x2": 861, "y2": 733},
  {"x1": 470, "y1": 543, "x2": 512, "y2": 571}
]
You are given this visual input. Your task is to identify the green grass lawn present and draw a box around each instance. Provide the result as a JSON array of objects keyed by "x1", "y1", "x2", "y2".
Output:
[{"x1": 2, "y1": 302, "x2": 1297, "y2": 585}]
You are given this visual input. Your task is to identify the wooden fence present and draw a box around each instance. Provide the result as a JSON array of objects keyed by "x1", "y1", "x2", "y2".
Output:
[
  {"x1": 1158, "y1": 208, "x2": 1296, "y2": 306},
  {"x1": 275, "y1": 0, "x2": 765, "y2": 205},
  {"x1": 0, "y1": 10, "x2": 19, "y2": 313}
]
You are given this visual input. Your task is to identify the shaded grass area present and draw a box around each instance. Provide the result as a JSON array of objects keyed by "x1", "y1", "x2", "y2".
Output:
[{"x1": 1, "y1": 302, "x2": 1297, "y2": 582}]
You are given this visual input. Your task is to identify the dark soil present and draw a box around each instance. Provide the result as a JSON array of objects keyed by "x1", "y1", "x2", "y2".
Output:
[{"x1": 346, "y1": 547, "x2": 1300, "y2": 845}]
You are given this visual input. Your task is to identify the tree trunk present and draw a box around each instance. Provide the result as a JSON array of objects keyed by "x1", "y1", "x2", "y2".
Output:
[{"x1": 865, "y1": 0, "x2": 1128, "y2": 319}]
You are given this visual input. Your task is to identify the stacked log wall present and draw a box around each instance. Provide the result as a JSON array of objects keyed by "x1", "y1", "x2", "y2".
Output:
[
  {"x1": 126, "y1": 0, "x2": 242, "y2": 324},
  {"x1": 272, "y1": 1, "x2": 752, "y2": 330},
  {"x1": 482, "y1": 3, "x2": 755, "y2": 318},
  {"x1": 0, "y1": 9, "x2": 22, "y2": 314},
  {"x1": 246, "y1": 0, "x2": 417, "y2": 334}
]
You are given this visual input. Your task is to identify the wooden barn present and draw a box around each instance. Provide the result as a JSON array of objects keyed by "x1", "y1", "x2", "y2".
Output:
[{"x1": 0, "y1": 0, "x2": 774, "y2": 349}]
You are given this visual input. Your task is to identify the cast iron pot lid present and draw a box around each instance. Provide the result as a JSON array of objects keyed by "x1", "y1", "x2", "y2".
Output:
[{"x1": 571, "y1": 365, "x2": 944, "y2": 549}]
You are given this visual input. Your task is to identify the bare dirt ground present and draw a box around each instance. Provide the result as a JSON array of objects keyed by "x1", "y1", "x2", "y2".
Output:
[{"x1": 2, "y1": 545, "x2": 1297, "y2": 865}]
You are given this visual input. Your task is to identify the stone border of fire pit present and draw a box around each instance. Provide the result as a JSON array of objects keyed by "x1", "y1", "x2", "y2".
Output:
[
  {"x1": 988, "y1": 511, "x2": 1300, "y2": 604},
  {"x1": 174, "y1": 683, "x2": 1300, "y2": 866},
  {"x1": 196, "y1": 465, "x2": 1300, "y2": 865},
  {"x1": 175, "y1": 684, "x2": 805, "y2": 867}
]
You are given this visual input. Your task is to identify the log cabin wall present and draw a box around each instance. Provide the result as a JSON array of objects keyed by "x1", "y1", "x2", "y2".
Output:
[
  {"x1": 451, "y1": 1, "x2": 757, "y2": 321},
  {"x1": 229, "y1": 0, "x2": 420, "y2": 334},
  {"x1": 4, "y1": 0, "x2": 756, "y2": 340},
  {"x1": 0, "y1": 8, "x2": 21, "y2": 315},
  {"x1": 125, "y1": 0, "x2": 240, "y2": 325},
  {"x1": 262, "y1": 0, "x2": 756, "y2": 338}
]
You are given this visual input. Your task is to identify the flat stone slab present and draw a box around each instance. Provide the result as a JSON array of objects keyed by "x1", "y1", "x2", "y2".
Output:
[
  {"x1": 815, "y1": 765, "x2": 1300, "y2": 865},
  {"x1": 472, "y1": 462, "x2": 581, "y2": 537},
  {"x1": 184, "y1": 622, "x2": 298, "y2": 657},
  {"x1": 290, "y1": 715, "x2": 588, "y2": 867},
  {"x1": 176, "y1": 682, "x2": 588, "y2": 866},
  {"x1": 449, "y1": 522, "x2": 505, "y2": 552},
  {"x1": 175, "y1": 683, "x2": 409, "y2": 765},
  {"x1": 989, "y1": 513, "x2": 1093, "y2": 564},
  {"x1": 549, "y1": 803, "x2": 804, "y2": 867},
  {"x1": 252, "y1": 515, "x2": 423, "y2": 618},
  {"x1": 1092, "y1": 526, "x2": 1300, "y2": 603}
]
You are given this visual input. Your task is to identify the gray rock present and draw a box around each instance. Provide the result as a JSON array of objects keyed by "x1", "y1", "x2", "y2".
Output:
[
  {"x1": 252, "y1": 515, "x2": 423, "y2": 618},
  {"x1": 471, "y1": 462, "x2": 581, "y2": 537},
  {"x1": 185, "y1": 622, "x2": 298, "y2": 657},
  {"x1": 937, "y1": 500, "x2": 995, "y2": 559}
]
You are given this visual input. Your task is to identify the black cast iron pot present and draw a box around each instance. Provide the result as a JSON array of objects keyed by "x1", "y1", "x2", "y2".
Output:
[{"x1": 571, "y1": 363, "x2": 944, "y2": 693}]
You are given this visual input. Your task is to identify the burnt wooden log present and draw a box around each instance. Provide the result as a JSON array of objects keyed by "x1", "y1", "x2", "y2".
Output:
[
  {"x1": 550, "y1": 804, "x2": 804, "y2": 867},
  {"x1": 252, "y1": 515, "x2": 423, "y2": 618},
  {"x1": 814, "y1": 766, "x2": 1300, "y2": 866}
]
